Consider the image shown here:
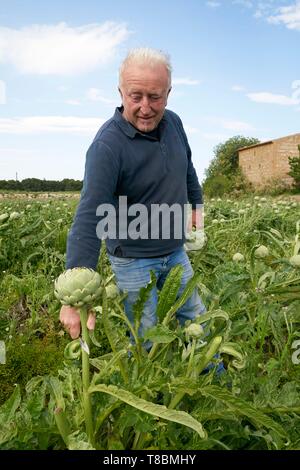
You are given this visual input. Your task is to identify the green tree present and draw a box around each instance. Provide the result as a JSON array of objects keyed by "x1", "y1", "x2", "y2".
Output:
[
  {"x1": 205, "y1": 135, "x2": 260, "y2": 179},
  {"x1": 203, "y1": 135, "x2": 260, "y2": 196},
  {"x1": 0, "y1": 178, "x2": 83, "y2": 192},
  {"x1": 288, "y1": 144, "x2": 300, "y2": 191}
]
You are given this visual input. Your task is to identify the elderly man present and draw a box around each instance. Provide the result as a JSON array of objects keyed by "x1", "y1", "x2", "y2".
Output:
[{"x1": 60, "y1": 47, "x2": 205, "y2": 342}]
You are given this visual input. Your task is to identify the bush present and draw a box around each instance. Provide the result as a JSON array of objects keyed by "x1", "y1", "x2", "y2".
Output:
[
  {"x1": 255, "y1": 177, "x2": 293, "y2": 197},
  {"x1": 203, "y1": 175, "x2": 232, "y2": 197},
  {"x1": 288, "y1": 145, "x2": 300, "y2": 191},
  {"x1": 0, "y1": 330, "x2": 67, "y2": 405},
  {"x1": 203, "y1": 170, "x2": 252, "y2": 198}
]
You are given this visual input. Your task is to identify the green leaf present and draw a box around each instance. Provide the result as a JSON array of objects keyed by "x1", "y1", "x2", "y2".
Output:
[
  {"x1": 0, "y1": 384, "x2": 21, "y2": 422},
  {"x1": 156, "y1": 265, "x2": 183, "y2": 322},
  {"x1": 201, "y1": 385, "x2": 287, "y2": 438},
  {"x1": 143, "y1": 324, "x2": 177, "y2": 344},
  {"x1": 67, "y1": 431, "x2": 96, "y2": 450},
  {"x1": 90, "y1": 349, "x2": 127, "y2": 379},
  {"x1": 102, "y1": 290, "x2": 128, "y2": 384},
  {"x1": 133, "y1": 271, "x2": 157, "y2": 331},
  {"x1": 219, "y1": 342, "x2": 246, "y2": 369},
  {"x1": 25, "y1": 376, "x2": 45, "y2": 394},
  {"x1": 163, "y1": 272, "x2": 202, "y2": 325},
  {"x1": 196, "y1": 308, "x2": 230, "y2": 324},
  {"x1": 107, "y1": 436, "x2": 125, "y2": 450},
  {"x1": 89, "y1": 383, "x2": 206, "y2": 439},
  {"x1": 26, "y1": 383, "x2": 48, "y2": 421},
  {"x1": 46, "y1": 376, "x2": 66, "y2": 410}
]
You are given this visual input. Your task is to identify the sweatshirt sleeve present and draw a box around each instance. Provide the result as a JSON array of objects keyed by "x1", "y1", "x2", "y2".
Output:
[
  {"x1": 66, "y1": 140, "x2": 120, "y2": 270},
  {"x1": 186, "y1": 140, "x2": 204, "y2": 208}
]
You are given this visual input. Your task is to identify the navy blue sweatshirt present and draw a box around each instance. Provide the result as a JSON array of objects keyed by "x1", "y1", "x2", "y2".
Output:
[{"x1": 66, "y1": 107, "x2": 203, "y2": 269}]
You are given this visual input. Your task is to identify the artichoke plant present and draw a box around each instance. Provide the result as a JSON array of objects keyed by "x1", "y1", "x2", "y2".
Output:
[
  {"x1": 105, "y1": 282, "x2": 119, "y2": 299},
  {"x1": 54, "y1": 268, "x2": 102, "y2": 307},
  {"x1": 54, "y1": 267, "x2": 102, "y2": 448},
  {"x1": 9, "y1": 211, "x2": 20, "y2": 220},
  {"x1": 232, "y1": 252, "x2": 244, "y2": 262},
  {"x1": 254, "y1": 245, "x2": 269, "y2": 259},
  {"x1": 0, "y1": 213, "x2": 9, "y2": 223},
  {"x1": 290, "y1": 254, "x2": 300, "y2": 268},
  {"x1": 185, "y1": 323, "x2": 204, "y2": 339}
]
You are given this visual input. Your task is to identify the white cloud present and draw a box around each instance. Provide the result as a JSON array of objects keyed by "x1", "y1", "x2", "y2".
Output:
[
  {"x1": 0, "y1": 22, "x2": 130, "y2": 75},
  {"x1": 86, "y1": 88, "x2": 118, "y2": 105},
  {"x1": 172, "y1": 77, "x2": 200, "y2": 85},
  {"x1": 0, "y1": 116, "x2": 105, "y2": 135},
  {"x1": 247, "y1": 91, "x2": 299, "y2": 105},
  {"x1": 206, "y1": 1, "x2": 221, "y2": 8},
  {"x1": 0, "y1": 80, "x2": 6, "y2": 104},
  {"x1": 268, "y1": 2, "x2": 300, "y2": 31}
]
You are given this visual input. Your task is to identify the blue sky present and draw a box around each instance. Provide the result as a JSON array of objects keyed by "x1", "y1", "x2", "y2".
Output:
[{"x1": 0, "y1": 0, "x2": 299, "y2": 182}]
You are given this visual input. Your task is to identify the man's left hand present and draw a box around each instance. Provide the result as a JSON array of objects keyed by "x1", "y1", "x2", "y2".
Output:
[
  {"x1": 185, "y1": 228, "x2": 207, "y2": 251},
  {"x1": 187, "y1": 207, "x2": 204, "y2": 232},
  {"x1": 185, "y1": 207, "x2": 206, "y2": 251}
]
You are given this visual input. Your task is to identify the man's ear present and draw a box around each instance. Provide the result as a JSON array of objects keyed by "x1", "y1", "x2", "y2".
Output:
[
  {"x1": 118, "y1": 87, "x2": 123, "y2": 100},
  {"x1": 165, "y1": 87, "x2": 172, "y2": 105}
]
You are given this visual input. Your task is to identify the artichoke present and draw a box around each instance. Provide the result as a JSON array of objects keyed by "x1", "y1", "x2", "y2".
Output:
[
  {"x1": 0, "y1": 213, "x2": 9, "y2": 223},
  {"x1": 254, "y1": 245, "x2": 269, "y2": 259},
  {"x1": 289, "y1": 254, "x2": 300, "y2": 268},
  {"x1": 105, "y1": 283, "x2": 119, "y2": 299},
  {"x1": 54, "y1": 268, "x2": 102, "y2": 307},
  {"x1": 185, "y1": 323, "x2": 204, "y2": 339},
  {"x1": 232, "y1": 252, "x2": 244, "y2": 262},
  {"x1": 9, "y1": 211, "x2": 20, "y2": 220}
]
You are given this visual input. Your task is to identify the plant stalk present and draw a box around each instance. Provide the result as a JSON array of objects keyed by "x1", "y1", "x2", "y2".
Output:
[
  {"x1": 169, "y1": 336, "x2": 223, "y2": 410},
  {"x1": 79, "y1": 306, "x2": 95, "y2": 447},
  {"x1": 102, "y1": 293, "x2": 128, "y2": 383}
]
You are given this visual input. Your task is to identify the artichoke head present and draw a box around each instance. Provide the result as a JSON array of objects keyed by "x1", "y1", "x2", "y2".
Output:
[
  {"x1": 254, "y1": 245, "x2": 269, "y2": 259},
  {"x1": 290, "y1": 254, "x2": 300, "y2": 268},
  {"x1": 105, "y1": 283, "x2": 119, "y2": 299},
  {"x1": 185, "y1": 323, "x2": 204, "y2": 339},
  {"x1": 54, "y1": 268, "x2": 102, "y2": 307},
  {"x1": 232, "y1": 252, "x2": 244, "y2": 262}
]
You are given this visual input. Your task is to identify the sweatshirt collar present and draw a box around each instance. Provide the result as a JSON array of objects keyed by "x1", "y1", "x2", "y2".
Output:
[{"x1": 114, "y1": 106, "x2": 166, "y2": 139}]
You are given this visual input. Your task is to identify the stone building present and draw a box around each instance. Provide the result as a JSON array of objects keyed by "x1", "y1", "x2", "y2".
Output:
[{"x1": 238, "y1": 132, "x2": 300, "y2": 188}]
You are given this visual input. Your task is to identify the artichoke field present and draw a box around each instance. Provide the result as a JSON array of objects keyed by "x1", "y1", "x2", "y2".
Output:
[{"x1": 0, "y1": 193, "x2": 300, "y2": 450}]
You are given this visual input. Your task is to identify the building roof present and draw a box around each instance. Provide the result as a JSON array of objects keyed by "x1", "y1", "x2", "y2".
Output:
[
  {"x1": 239, "y1": 140, "x2": 272, "y2": 151},
  {"x1": 238, "y1": 132, "x2": 300, "y2": 152}
]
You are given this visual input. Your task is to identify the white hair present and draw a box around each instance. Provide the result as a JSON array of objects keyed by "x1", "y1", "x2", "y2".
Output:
[{"x1": 119, "y1": 47, "x2": 172, "y2": 88}]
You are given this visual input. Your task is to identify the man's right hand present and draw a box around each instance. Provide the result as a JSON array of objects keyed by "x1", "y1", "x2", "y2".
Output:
[{"x1": 59, "y1": 305, "x2": 96, "y2": 339}]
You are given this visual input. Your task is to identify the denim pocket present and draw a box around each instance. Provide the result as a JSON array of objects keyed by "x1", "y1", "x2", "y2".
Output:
[{"x1": 108, "y1": 254, "x2": 136, "y2": 268}]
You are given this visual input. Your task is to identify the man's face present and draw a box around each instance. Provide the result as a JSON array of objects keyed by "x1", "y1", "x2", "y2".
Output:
[{"x1": 119, "y1": 63, "x2": 171, "y2": 133}]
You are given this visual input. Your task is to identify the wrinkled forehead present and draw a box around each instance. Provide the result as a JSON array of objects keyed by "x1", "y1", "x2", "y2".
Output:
[{"x1": 121, "y1": 63, "x2": 170, "y2": 91}]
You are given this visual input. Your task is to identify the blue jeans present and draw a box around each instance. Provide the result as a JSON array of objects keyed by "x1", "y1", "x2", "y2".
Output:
[{"x1": 107, "y1": 247, "x2": 206, "y2": 340}]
